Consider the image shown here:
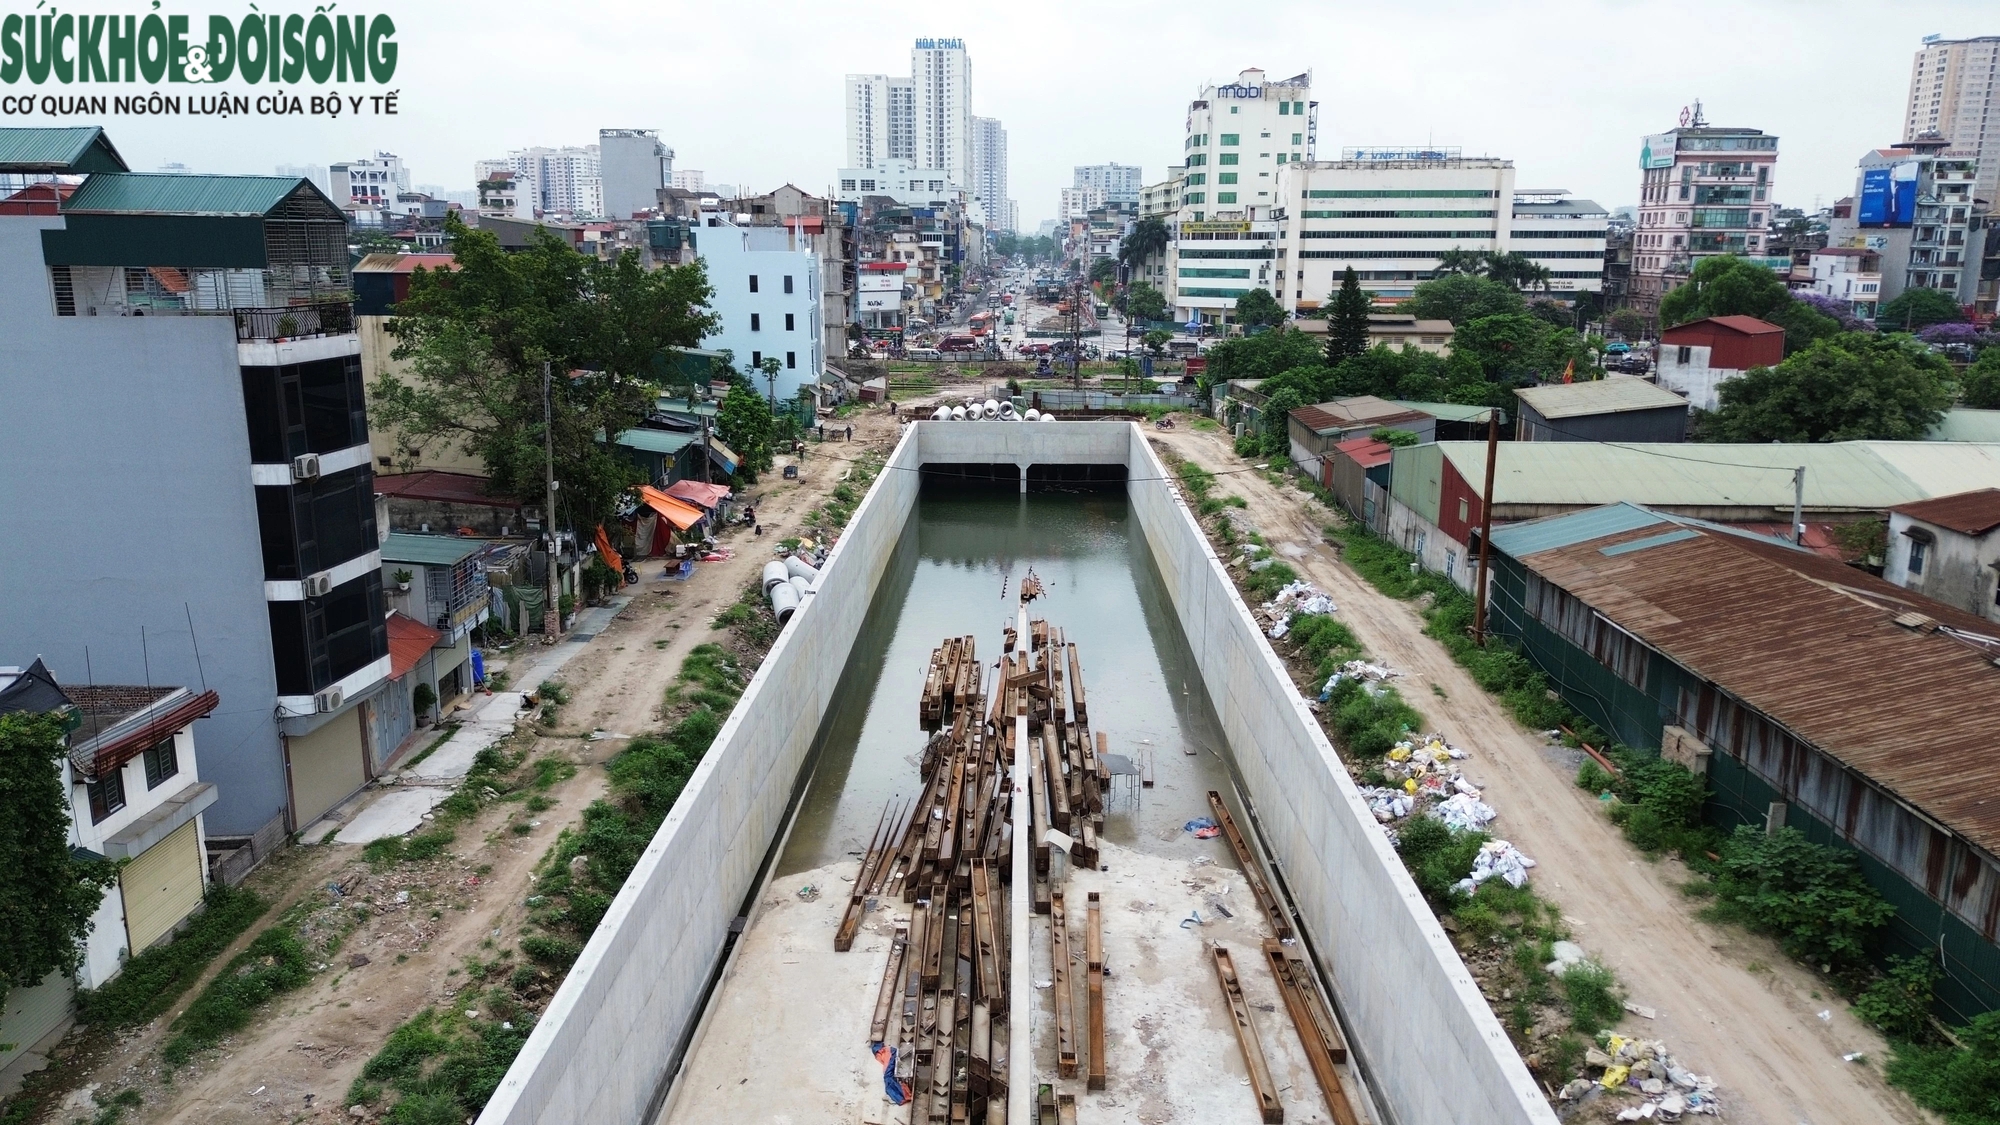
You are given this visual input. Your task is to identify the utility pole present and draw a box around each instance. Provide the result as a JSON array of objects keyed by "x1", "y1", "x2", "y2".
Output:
[
  {"x1": 1792, "y1": 466, "x2": 1806, "y2": 546},
  {"x1": 700, "y1": 411, "x2": 712, "y2": 485},
  {"x1": 1471, "y1": 408, "x2": 1501, "y2": 646},
  {"x1": 541, "y1": 361, "x2": 561, "y2": 641}
]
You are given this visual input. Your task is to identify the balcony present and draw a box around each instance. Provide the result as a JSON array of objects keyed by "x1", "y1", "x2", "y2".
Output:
[
  {"x1": 52, "y1": 265, "x2": 352, "y2": 320},
  {"x1": 234, "y1": 301, "x2": 356, "y2": 342}
]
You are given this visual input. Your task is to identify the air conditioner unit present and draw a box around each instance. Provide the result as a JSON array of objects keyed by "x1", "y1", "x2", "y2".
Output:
[
  {"x1": 301, "y1": 573, "x2": 333, "y2": 598},
  {"x1": 292, "y1": 453, "x2": 321, "y2": 482},
  {"x1": 314, "y1": 686, "x2": 344, "y2": 713}
]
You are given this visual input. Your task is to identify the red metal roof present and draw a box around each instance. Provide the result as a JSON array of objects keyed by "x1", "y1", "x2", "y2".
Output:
[
  {"x1": 353, "y1": 252, "x2": 458, "y2": 275},
  {"x1": 374, "y1": 471, "x2": 521, "y2": 508},
  {"x1": 1332, "y1": 436, "x2": 1394, "y2": 469},
  {"x1": 0, "y1": 181, "x2": 76, "y2": 215},
  {"x1": 388, "y1": 613, "x2": 444, "y2": 679},
  {"x1": 66, "y1": 686, "x2": 220, "y2": 780},
  {"x1": 1662, "y1": 315, "x2": 1783, "y2": 339},
  {"x1": 1892, "y1": 487, "x2": 2000, "y2": 536}
]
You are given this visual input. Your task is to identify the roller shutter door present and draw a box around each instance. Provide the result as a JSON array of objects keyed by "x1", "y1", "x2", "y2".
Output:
[
  {"x1": 287, "y1": 710, "x2": 367, "y2": 828},
  {"x1": 122, "y1": 820, "x2": 205, "y2": 952},
  {"x1": 0, "y1": 970, "x2": 74, "y2": 1071}
]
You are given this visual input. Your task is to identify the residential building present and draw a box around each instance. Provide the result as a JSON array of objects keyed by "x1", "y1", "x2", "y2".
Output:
[
  {"x1": 1140, "y1": 172, "x2": 1183, "y2": 219},
  {"x1": 1631, "y1": 108, "x2": 1780, "y2": 322},
  {"x1": 1290, "y1": 313, "x2": 1455, "y2": 354},
  {"x1": 1514, "y1": 377, "x2": 1689, "y2": 443},
  {"x1": 1824, "y1": 137, "x2": 1981, "y2": 308},
  {"x1": 1274, "y1": 152, "x2": 1516, "y2": 313},
  {"x1": 911, "y1": 38, "x2": 972, "y2": 189},
  {"x1": 1286, "y1": 397, "x2": 1436, "y2": 471},
  {"x1": 1059, "y1": 186, "x2": 1105, "y2": 224},
  {"x1": 1804, "y1": 247, "x2": 1882, "y2": 320},
  {"x1": 714, "y1": 185, "x2": 857, "y2": 375},
  {"x1": 1484, "y1": 502, "x2": 2000, "y2": 1020},
  {"x1": 353, "y1": 253, "x2": 479, "y2": 476},
  {"x1": 695, "y1": 216, "x2": 822, "y2": 401},
  {"x1": 1601, "y1": 221, "x2": 1634, "y2": 311},
  {"x1": 0, "y1": 128, "x2": 388, "y2": 839},
  {"x1": 372, "y1": 471, "x2": 526, "y2": 537},
  {"x1": 845, "y1": 73, "x2": 917, "y2": 168},
  {"x1": 379, "y1": 533, "x2": 493, "y2": 750},
  {"x1": 1654, "y1": 314, "x2": 1785, "y2": 410},
  {"x1": 329, "y1": 151, "x2": 409, "y2": 214},
  {"x1": 1508, "y1": 189, "x2": 1608, "y2": 297},
  {"x1": 1074, "y1": 163, "x2": 1143, "y2": 205},
  {"x1": 1177, "y1": 67, "x2": 1315, "y2": 224},
  {"x1": 1883, "y1": 488, "x2": 2000, "y2": 623},
  {"x1": 476, "y1": 168, "x2": 534, "y2": 220},
  {"x1": 1384, "y1": 439, "x2": 2000, "y2": 584},
  {"x1": 670, "y1": 169, "x2": 707, "y2": 193},
  {"x1": 839, "y1": 160, "x2": 957, "y2": 208},
  {"x1": 0, "y1": 661, "x2": 220, "y2": 1081},
  {"x1": 971, "y1": 116, "x2": 1009, "y2": 231},
  {"x1": 598, "y1": 129, "x2": 673, "y2": 220},
  {"x1": 858, "y1": 260, "x2": 909, "y2": 340},
  {"x1": 481, "y1": 145, "x2": 602, "y2": 218},
  {"x1": 1904, "y1": 35, "x2": 2000, "y2": 204}
]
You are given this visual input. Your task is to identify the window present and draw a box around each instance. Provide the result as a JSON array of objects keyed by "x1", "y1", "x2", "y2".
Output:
[
  {"x1": 859, "y1": 179, "x2": 876, "y2": 191},
  {"x1": 1276, "y1": 154, "x2": 1286, "y2": 164},
  {"x1": 88, "y1": 768, "x2": 127, "y2": 823},
  {"x1": 1229, "y1": 105, "x2": 1239, "y2": 114},
  {"x1": 1457, "y1": 498, "x2": 1470, "y2": 522},
  {"x1": 1185, "y1": 173, "x2": 1206, "y2": 186},
  {"x1": 750, "y1": 313, "x2": 762, "y2": 331},
  {"x1": 1217, "y1": 193, "x2": 1238, "y2": 204},
  {"x1": 1279, "y1": 102, "x2": 1290, "y2": 115},
  {"x1": 841, "y1": 179, "x2": 857, "y2": 191},
  {"x1": 143, "y1": 738, "x2": 179, "y2": 789},
  {"x1": 1220, "y1": 134, "x2": 1240, "y2": 146},
  {"x1": 1909, "y1": 538, "x2": 1928, "y2": 575},
  {"x1": 1676, "y1": 345, "x2": 1692, "y2": 364},
  {"x1": 749, "y1": 275, "x2": 759, "y2": 293},
  {"x1": 784, "y1": 275, "x2": 795, "y2": 294},
  {"x1": 1294, "y1": 101, "x2": 1305, "y2": 114},
  {"x1": 1219, "y1": 153, "x2": 1239, "y2": 165},
  {"x1": 786, "y1": 351, "x2": 797, "y2": 369},
  {"x1": 751, "y1": 350, "x2": 762, "y2": 367},
  {"x1": 785, "y1": 313, "x2": 796, "y2": 331},
  {"x1": 1218, "y1": 173, "x2": 1239, "y2": 185}
]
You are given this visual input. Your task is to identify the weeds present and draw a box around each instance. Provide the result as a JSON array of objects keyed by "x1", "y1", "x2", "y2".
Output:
[
  {"x1": 162, "y1": 916, "x2": 315, "y2": 1063},
  {"x1": 77, "y1": 885, "x2": 267, "y2": 1028},
  {"x1": 1705, "y1": 825, "x2": 1893, "y2": 976}
]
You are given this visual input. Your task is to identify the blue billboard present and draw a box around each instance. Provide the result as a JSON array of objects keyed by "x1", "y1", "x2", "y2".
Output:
[{"x1": 1858, "y1": 168, "x2": 1891, "y2": 226}]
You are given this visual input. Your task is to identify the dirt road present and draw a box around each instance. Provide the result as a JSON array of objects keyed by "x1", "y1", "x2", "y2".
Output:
[
  {"x1": 23, "y1": 408, "x2": 907, "y2": 1125},
  {"x1": 1153, "y1": 425, "x2": 1924, "y2": 1125}
]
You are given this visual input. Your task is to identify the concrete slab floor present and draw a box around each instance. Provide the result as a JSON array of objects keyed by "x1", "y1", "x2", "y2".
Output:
[
  {"x1": 332, "y1": 786, "x2": 454, "y2": 845},
  {"x1": 663, "y1": 840, "x2": 1374, "y2": 1125}
]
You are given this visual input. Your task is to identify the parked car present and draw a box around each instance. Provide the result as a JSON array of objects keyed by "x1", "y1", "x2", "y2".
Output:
[{"x1": 905, "y1": 347, "x2": 942, "y2": 360}]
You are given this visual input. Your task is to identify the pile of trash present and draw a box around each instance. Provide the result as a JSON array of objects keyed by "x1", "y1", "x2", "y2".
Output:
[
  {"x1": 1318, "y1": 659, "x2": 1401, "y2": 701},
  {"x1": 1358, "y1": 733, "x2": 1481, "y2": 828},
  {"x1": 1558, "y1": 1033, "x2": 1721, "y2": 1119},
  {"x1": 1260, "y1": 578, "x2": 1336, "y2": 639},
  {"x1": 1451, "y1": 839, "x2": 1536, "y2": 893}
]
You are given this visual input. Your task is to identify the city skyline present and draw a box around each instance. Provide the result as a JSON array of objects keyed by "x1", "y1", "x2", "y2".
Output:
[{"x1": 8, "y1": 1, "x2": 1991, "y2": 228}]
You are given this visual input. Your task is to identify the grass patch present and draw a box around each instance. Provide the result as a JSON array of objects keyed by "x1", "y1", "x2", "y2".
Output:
[
  {"x1": 1704, "y1": 825, "x2": 1893, "y2": 978},
  {"x1": 404, "y1": 726, "x2": 459, "y2": 769},
  {"x1": 161, "y1": 912, "x2": 319, "y2": 1064},
  {"x1": 1559, "y1": 961, "x2": 1626, "y2": 1035},
  {"x1": 346, "y1": 1007, "x2": 531, "y2": 1123},
  {"x1": 77, "y1": 884, "x2": 267, "y2": 1028}
]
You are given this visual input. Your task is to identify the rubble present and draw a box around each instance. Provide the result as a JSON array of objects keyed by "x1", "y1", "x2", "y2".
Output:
[
  {"x1": 1260, "y1": 579, "x2": 1336, "y2": 638},
  {"x1": 1452, "y1": 840, "x2": 1537, "y2": 893},
  {"x1": 1559, "y1": 1033, "x2": 1721, "y2": 1119}
]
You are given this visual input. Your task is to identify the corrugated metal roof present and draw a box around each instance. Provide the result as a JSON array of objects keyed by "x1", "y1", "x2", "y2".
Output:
[
  {"x1": 1892, "y1": 488, "x2": 2000, "y2": 536},
  {"x1": 1515, "y1": 377, "x2": 1690, "y2": 419},
  {"x1": 387, "y1": 613, "x2": 444, "y2": 680},
  {"x1": 1433, "y1": 441, "x2": 2000, "y2": 512},
  {"x1": 1931, "y1": 409, "x2": 2000, "y2": 443},
  {"x1": 1490, "y1": 503, "x2": 1668, "y2": 557},
  {"x1": 615, "y1": 429, "x2": 697, "y2": 455},
  {"x1": 1513, "y1": 519, "x2": 2000, "y2": 856},
  {"x1": 0, "y1": 126, "x2": 127, "y2": 173},
  {"x1": 1391, "y1": 400, "x2": 1505, "y2": 426},
  {"x1": 374, "y1": 471, "x2": 521, "y2": 508},
  {"x1": 355, "y1": 252, "x2": 457, "y2": 275},
  {"x1": 381, "y1": 533, "x2": 485, "y2": 566},
  {"x1": 62, "y1": 172, "x2": 312, "y2": 216},
  {"x1": 1294, "y1": 396, "x2": 1431, "y2": 436}
]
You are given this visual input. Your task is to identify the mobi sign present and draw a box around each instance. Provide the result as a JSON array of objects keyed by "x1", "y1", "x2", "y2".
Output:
[{"x1": 2, "y1": 9, "x2": 398, "y2": 85}]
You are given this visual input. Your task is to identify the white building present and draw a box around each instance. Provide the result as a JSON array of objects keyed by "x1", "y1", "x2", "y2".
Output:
[
  {"x1": 1630, "y1": 109, "x2": 1779, "y2": 321},
  {"x1": 477, "y1": 168, "x2": 534, "y2": 219},
  {"x1": 1904, "y1": 35, "x2": 2000, "y2": 204},
  {"x1": 858, "y1": 260, "x2": 909, "y2": 336},
  {"x1": 480, "y1": 146, "x2": 603, "y2": 218},
  {"x1": 330, "y1": 152, "x2": 409, "y2": 210},
  {"x1": 912, "y1": 38, "x2": 972, "y2": 190},
  {"x1": 670, "y1": 169, "x2": 708, "y2": 193},
  {"x1": 1824, "y1": 139, "x2": 1981, "y2": 307},
  {"x1": 695, "y1": 217, "x2": 823, "y2": 402},
  {"x1": 1806, "y1": 247, "x2": 1883, "y2": 320},
  {"x1": 1059, "y1": 186, "x2": 1105, "y2": 223},
  {"x1": 274, "y1": 162, "x2": 330, "y2": 195},
  {"x1": 599, "y1": 129, "x2": 673, "y2": 220},
  {"x1": 836, "y1": 161, "x2": 956, "y2": 207},
  {"x1": 1273, "y1": 152, "x2": 1515, "y2": 314},
  {"x1": 1883, "y1": 488, "x2": 2000, "y2": 623},
  {"x1": 1074, "y1": 163, "x2": 1143, "y2": 205},
  {"x1": 845, "y1": 73, "x2": 916, "y2": 168},
  {"x1": 1177, "y1": 68, "x2": 1314, "y2": 225},
  {"x1": 1509, "y1": 189, "x2": 1608, "y2": 297},
  {"x1": 971, "y1": 116, "x2": 1010, "y2": 232}
]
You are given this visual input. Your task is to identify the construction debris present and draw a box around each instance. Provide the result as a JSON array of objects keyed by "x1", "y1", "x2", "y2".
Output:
[
  {"x1": 1260, "y1": 579, "x2": 1336, "y2": 639},
  {"x1": 1453, "y1": 840, "x2": 1538, "y2": 893},
  {"x1": 1559, "y1": 1032, "x2": 1722, "y2": 1118}
]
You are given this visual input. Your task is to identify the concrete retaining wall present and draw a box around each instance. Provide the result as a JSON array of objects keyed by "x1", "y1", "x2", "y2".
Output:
[
  {"x1": 479, "y1": 420, "x2": 1552, "y2": 1125},
  {"x1": 1119, "y1": 423, "x2": 1554, "y2": 1125},
  {"x1": 477, "y1": 427, "x2": 924, "y2": 1125}
]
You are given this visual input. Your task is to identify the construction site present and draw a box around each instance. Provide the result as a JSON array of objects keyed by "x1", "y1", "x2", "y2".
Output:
[{"x1": 474, "y1": 421, "x2": 1555, "y2": 1125}]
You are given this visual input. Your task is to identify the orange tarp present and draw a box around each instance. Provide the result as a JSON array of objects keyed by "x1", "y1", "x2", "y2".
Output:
[
  {"x1": 638, "y1": 485, "x2": 704, "y2": 530},
  {"x1": 594, "y1": 524, "x2": 625, "y2": 576}
]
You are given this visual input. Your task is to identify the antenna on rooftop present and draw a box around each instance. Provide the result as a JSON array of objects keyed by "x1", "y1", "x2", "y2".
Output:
[{"x1": 1691, "y1": 100, "x2": 1707, "y2": 128}]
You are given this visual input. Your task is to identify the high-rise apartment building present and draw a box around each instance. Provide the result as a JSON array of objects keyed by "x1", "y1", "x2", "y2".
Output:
[
  {"x1": 670, "y1": 169, "x2": 707, "y2": 193},
  {"x1": 1629, "y1": 108, "x2": 1778, "y2": 321},
  {"x1": 1177, "y1": 68, "x2": 1315, "y2": 225},
  {"x1": 911, "y1": 38, "x2": 972, "y2": 190},
  {"x1": 845, "y1": 74, "x2": 917, "y2": 168},
  {"x1": 971, "y1": 116, "x2": 1009, "y2": 231},
  {"x1": 477, "y1": 145, "x2": 604, "y2": 218},
  {"x1": 1059, "y1": 187, "x2": 1105, "y2": 223},
  {"x1": 599, "y1": 129, "x2": 673, "y2": 220},
  {"x1": 1904, "y1": 36, "x2": 2000, "y2": 202},
  {"x1": 1825, "y1": 136, "x2": 1981, "y2": 309},
  {"x1": 1074, "y1": 163, "x2": 1143, "y2": 205}
]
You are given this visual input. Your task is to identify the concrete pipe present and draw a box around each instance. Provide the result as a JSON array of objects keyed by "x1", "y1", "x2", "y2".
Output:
[
  {"x1": 1024, "y1": 408, "x2": 1041, "y2": 421},
  {"x1": 932, "y1": 406, "x2": 950, "y2": 421},
  {"x1": 768, "y1": 580, "x2": 800, "y2": 623},
  {"x1": 1040, "y1": 412, "x2": 1059, "y2": 422},
  {"x1": 984, "y1": 399, "x2": 1000, "y2": 417},
  {"x1": 785, "y1": 556, "x2": 819, "y2": 582},
  {"x1": 998, "y1": 402, "x2": 1019, "y2": 421},
  {"x1": 788, "y1": 575, "x2": 814, "y2": 602},
  {"x1": 761, "y1": 560, "x2": 790, "y2": 594},
  {"x1": 951, "y1": 405, "x2": 968, "y2": 420}
]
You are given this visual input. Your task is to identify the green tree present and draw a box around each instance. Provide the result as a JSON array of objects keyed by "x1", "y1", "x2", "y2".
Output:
[
  {"x1": 1118, "y1": 217, "x2": 1170, "y2": 270},
  {"x1": 1233, "y1": 287, "x2": 1286, "y2": 330},
  {"x1": 1452, "y1": 314, "x2": 1562, "y2": 387},
  {"x1": 1486, "y1": 251, "x2": 1553, "y2": 292},
  {"x1": 716, "y1": 380, "x2": 776, "y2": 478},
  {"x1": 1404, "y1": 274, "x2": 1525, "y2": 325},
  {"x1": 1123, "y1": 281, "x2": 1169, "y2": 323},
  {"x1": 1878, "y1": 287, "x2": 1967, "y2": 332},
  {"x1": 1202, "y1": 328, "x2": 1325, "y2": 389},
  {"x1": 1964, "y1": 348, "x2": 2000, "y2": 409},
  {"x1": 1431, "y1": 247, "x2": 1489, "y2": 277},
  {"x1": 1, "y1": 711, "x2": 118, "y2": 1014},
  {"x1": 1260, "y1": 386, "x2": 1305, "y2": 457},
  {"x1": 1527, "y1": 299, "x2": 1577, "y2": 330},
  {"x1": 1325, "y1": 267, "x2": 1373, "y2": 365},
  {"x1": 1698, "y1": 333, "x2": 1958, "y2": 443},
  {"x1": 373, "y1": 214, "x2": 719, "y2": 533},
  {"x1": 1142, "y1": 328, "x2": 1173, "y2": 357},
  {"x1": 1088, "y1": 257, "x2": 1118, "y2": 286},
  {"x1": 1657, "y1": 253, "x2": 1839, "y2": 355},
  {"x1": 1608, "y1": 308, "x2": 1650, "y2": 340}
]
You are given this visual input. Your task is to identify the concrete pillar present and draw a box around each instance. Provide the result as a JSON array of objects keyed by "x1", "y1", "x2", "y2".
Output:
[{"x1": 1017, "y1": 459, "x2": 1030, "y2": 493}]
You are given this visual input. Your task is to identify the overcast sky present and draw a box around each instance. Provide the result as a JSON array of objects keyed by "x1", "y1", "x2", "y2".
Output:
[{"x1": 33, "y1": 0, "x2": 1992, "y2": 228}]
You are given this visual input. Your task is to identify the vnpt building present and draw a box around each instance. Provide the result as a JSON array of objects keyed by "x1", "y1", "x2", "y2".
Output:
[
  {"x1": 1487, "y1": 503, "x2": 2000, "y2": 1019},
  {"x1": 0, "y1": 128, "x2": 388, "y2": 841}
]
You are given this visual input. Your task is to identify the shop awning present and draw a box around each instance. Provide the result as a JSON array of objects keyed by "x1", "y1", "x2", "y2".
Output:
[
  {"x1": 665, "y1": 480, "x2": 732, "y2": 510},
  {"x1": 637, "y1": 485, "x2": 705, "y2": 530},
  {"x1": 706, "y1": 439, "x2": 739, "y2": 475}
]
